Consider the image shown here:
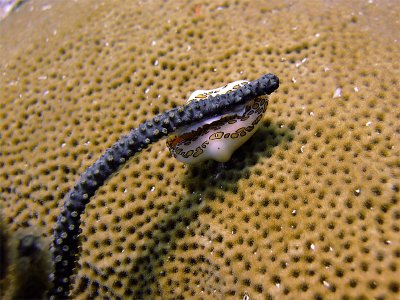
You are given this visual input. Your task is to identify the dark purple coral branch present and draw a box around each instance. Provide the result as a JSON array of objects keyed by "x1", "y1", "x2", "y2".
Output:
[{"x1": 48, "y1": 73, "x2": 279, "y2": 299}]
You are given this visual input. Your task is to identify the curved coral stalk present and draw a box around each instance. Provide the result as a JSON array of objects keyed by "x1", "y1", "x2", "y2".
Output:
[{"x1": 48, "y1": 73, "x2": 279, "y2": 299}]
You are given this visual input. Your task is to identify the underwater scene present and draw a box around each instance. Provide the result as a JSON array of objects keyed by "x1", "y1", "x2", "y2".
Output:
[{"x1": 0, "y1": 0, "x2": 399, "y2": 299}]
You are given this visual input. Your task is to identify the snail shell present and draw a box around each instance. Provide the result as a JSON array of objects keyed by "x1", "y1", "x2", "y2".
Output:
[{"x1": 167, "y1": 80, "x2": 269, "y2": 164}]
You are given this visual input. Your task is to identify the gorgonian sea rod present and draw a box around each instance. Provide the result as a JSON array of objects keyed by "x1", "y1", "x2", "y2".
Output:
[{"x1": 48, "y1": 73, "x2": 279, "y2": 299}]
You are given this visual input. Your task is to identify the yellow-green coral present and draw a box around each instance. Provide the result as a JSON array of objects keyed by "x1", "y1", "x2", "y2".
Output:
[{"x1": 0, "y1": 0, "x2": 399, "y2": 299}]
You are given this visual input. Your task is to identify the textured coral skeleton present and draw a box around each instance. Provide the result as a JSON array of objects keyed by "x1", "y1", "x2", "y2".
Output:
[
  {"x1": 49, "y1": 74, "x2": 279, "y2": 298},
  {"x1": 1, "y1": 0, "x2": 399, "y2": 299}
]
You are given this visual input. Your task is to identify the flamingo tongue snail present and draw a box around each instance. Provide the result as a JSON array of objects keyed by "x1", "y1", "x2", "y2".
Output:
[
  {"x1": 48, "y1": 73, "x2": 279, "y2": 299},
  {"x1": 167, "y1": 80, "x2": 270, "y2": 164}
]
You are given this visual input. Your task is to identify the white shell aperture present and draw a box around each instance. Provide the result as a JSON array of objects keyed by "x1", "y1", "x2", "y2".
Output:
[{"x1": 167, "y1": 80, "x2": 269, "y2": 164}]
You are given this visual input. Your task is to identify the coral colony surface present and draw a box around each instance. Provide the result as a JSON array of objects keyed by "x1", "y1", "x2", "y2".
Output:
[{"x1": 0, "y1": 0, "x2": 399, "y2": 299}]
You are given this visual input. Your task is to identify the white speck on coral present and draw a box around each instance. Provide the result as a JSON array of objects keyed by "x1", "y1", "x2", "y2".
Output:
[
  {"x1": 354, "y1": 86, "x2": 359, "y2": 92},
  {"x1": 292, "y1": 77, "x2": 297, "y2": 83},
  {"x1": 151, "y1": 40, "x2": 157, "y2": 46},
  {"x1": 366, "y1": 121, "x2": 372, "y2": 126},
  {"x1": 323, "y1": 280, "x2": 331, "y2": 288},
  {"x1": 61, "y1": 143, "x2": 66, "y2": 148},
  {"x1": 355, "y1": 188, "x2": 361, "y2": 195},
  {"x1": 323, "y1": 66, "x2": 330, "y2": 72},
  {"x1": 38, "y1": 75, "x2": 47, "y2": 80},
  {"x1": 186, "y1": 45, "x2": 191, "y2": 51},
  {"x1": 42, "y1": 4, "x2": 52, "y2": 11},
  {"x1": 310, "y1": 243, "x2": 315, "y2": 251},
  {"x1": 300, "y1": 146, "x2": 305, "y2": 153},
  {"x1": 145, "y1": 88, "x2": 150, "y2": 94},
  {"x1": 154, "y1": 59, "x2": 159, "y2": 66},
  {"x1": 315, "y1": 33, "x2": 320, "y2": 37},
  {"x1": 43, "y1": 90, "x2": 49, "y2": 96},
  {"x1": 309, "y1": 111, "x2": 314, "y2": 116},
  {"x1": 123, "y1": 189, "x2": 127, "y2": 193},
  {"x1": 295, "y1": 57, "x2": 307, "y2": 68},
  {"x1": 292, "y1": 209, "x2": 297, "y2": 215},
  {"x1": 150, "y1": 186, "x2": 155, "y2": 192},
  {"x1": 333, "y1": 88, "x2": 342, "y2": 98}
]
